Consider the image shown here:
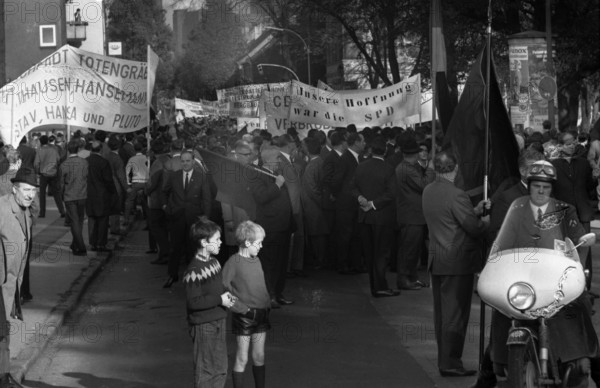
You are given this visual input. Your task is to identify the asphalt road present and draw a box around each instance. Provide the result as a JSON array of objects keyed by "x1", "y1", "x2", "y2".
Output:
[{"x1": 19, "y1": 219, "x2": 600, "y2": 388}]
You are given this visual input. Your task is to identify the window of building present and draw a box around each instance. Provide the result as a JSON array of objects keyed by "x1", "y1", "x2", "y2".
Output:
[{"x1": 39, "y1": 25, "x2": 57, "y2": 47}]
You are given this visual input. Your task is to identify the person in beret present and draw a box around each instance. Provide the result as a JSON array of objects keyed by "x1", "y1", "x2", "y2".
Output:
[{"x1": 0, "y1": 167, "x2": 37, "y2": 387}]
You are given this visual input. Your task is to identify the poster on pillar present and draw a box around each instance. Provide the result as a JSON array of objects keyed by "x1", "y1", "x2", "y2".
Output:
[
  {"x1": 288, "y1": 75, "x2": 421, "y2": 128},
  {"x1": 508, "y1": 34, "x2": 558, "y2": 132},
  {"x1": 0, "y1": 45, "x2": 158, "y2": 147}
]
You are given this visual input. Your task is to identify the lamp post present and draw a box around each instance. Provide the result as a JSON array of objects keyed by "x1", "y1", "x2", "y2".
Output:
[
  {"x1": 257, "y1": 63, "x2": 299, "y2": 81},
  {"x1": 265, "y1": 26, "x2": 311, "y2": 85}
]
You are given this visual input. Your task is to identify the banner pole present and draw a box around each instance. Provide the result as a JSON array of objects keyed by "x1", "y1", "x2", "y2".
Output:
[
  {"x1": 10, "y1": 89, "x2": 14, "y2": 146},
  {"x1": 147, "y1": 45, "x2": 151, "y2": 175},
  {"x1": 479, "y1": 0, "x2": 493, "y2": 371}
]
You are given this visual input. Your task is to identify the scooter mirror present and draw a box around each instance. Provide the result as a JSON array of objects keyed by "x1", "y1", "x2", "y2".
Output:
[{"x1": 580, "y1": 232, "x2": 596, "y2": 246}]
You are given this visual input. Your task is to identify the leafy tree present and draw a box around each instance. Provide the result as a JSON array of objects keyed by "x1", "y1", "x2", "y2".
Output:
[
  {"x1": 174, "y1": 0, "x2": 248, "y2": 100},
  {"x1": 106, "y1": 0, "x2": 175, "y2": 97}
]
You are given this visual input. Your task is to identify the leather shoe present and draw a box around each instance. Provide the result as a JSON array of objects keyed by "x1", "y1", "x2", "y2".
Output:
[
  {"x1": 275, "y1": 296, "x2": 294, "y2": 305},
  {"x1": 150, "y1": 257, "x2": 168, "y2": 265},
  {"x1": 399, "y1": 281, "x2": 423, "y2": 291},
  {"x1": 468, "y1": 372, "x2": 497, "y2": 388},
  {"x1": 372, "y1": 289, "x2": 401, "y2": 298},
  {"x1": 146, "y1": 249, "x2": 158, "y2": 254},
  {"x1": 270, "y1": 298, "x2": 281, "y2": 309},
  {"x1": 163, "y1": 276, "x2": 178, "y2": 288},
  {"x1": 439, "y1": 368, "x2": 477, "y2": 377}
]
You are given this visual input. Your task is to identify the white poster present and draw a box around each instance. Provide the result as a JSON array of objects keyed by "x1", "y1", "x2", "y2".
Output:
[
  {"x1": 175, "y1": 97, "x2": 205, "y2": 118},
  {"x1": 0, "y1": 45, "x2": 158, "y2": 147},
  {"x1": 288, "y1": 75, "x2": 421, "y2": 128},
  {"x1": 217, "y1": 82, "x2": 289, "y2": 103}
]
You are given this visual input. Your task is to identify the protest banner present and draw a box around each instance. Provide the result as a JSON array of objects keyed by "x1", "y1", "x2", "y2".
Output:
[
  {"x1": 217, "y1": 82, "x2": 289, "y2": 102},
  {"x1": 237, "y1": 117, "x2": 265, "y2": 132},
  {"x1": 175, "y1": 97, "x2": 205, "y2": 118},
  {"x1": 288, "y1": 75, "x2": 421, "y2": 128},
  {"x1": 0, "y1": 45, "x2": 158, "y2": 147},
  {"x1": 198, "y1": 99, "x2": 230, "y2": 117},
  {"x1": 260, "y1": 88, "x2": 332, "y2": 139},
  {"x1": 229, "y1": 99, "x2": 260, "y2": 118}
]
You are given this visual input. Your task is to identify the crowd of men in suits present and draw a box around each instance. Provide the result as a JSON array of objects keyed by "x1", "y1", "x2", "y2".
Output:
[{"x1": 2, "y1": 119, "x2": 599, "y2": 385}]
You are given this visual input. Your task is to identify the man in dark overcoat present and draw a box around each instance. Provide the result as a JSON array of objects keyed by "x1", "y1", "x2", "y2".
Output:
[
  {"x1": 248, "y1": 149, "x2": 293, "y2": 308},
  {"x1": 422, "y1": 151, "x2": 489, "y2": 377},
  {"x1": 300, "y1": 136, "x2": 329, "y2": 269},
  {"x1": 87, "y1": 141, "x2": 117, "y2": 251},
  {"x1": 331, "y1": 132, "x2": 365, "y2": 274},
  {"x1": 351, "y1": 136, "x2": 398, "y2": 297}
]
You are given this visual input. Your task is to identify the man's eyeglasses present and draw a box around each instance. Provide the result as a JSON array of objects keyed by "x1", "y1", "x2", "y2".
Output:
[{"x1": 236, "y1": 152, "x2": 252, "y2": 157}]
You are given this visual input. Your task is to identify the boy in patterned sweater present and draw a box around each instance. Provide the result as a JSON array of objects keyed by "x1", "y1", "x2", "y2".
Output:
[{"x1": 184, "y1": 217, "x2": 245, "y2": 388}]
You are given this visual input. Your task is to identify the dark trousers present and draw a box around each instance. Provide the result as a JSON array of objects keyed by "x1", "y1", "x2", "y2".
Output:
[
  {"x1": 260, "y1": 230, "x2": 291, "y2": 298},
  {"x1": 39, "y1": 174, "x2": 65, "y2": 217},
  {"x1": 190, "y1": 319, "x2": 227, "y2": 388},
  {"x1": 359, "y1": 223, "x2": 392, "y2": 292},
  {"x1": 334, "y1": 207, "x2": 361, "y2": 271},
  {"x1": 322, "y1": 208, "x2": 336, "y2": 268},
  {"x1": 431, "y1": 273, "x2": 474, "y2": 370},
  {"x1": 148, "y1": 208, "x2": 170, "y2": 259},
  {"x1": 397, "y1": 224, "x2": 427, "y2": 283},
  {"x1": 583, "y1": 222, "x2": 593, "y2": 290},
  {"x1": 88, "y1": 215, "x2": 109, "y2": 248},
  {"x1": 20, "y1": 238, "x2": 33, "y2": 298},
  {"x1": 306, "y1": 234, "x2": 327, "y2": 268},
  {"x1": 167, "y1": 214, "x2": 196, "y2": 278},
  {"x1": 0, "y1": 335, "x2": 8, "y2": 374},
  {"x1": 125, "y1": 183, "x2": 148, "y2": 222},
  {"x1": 65, "y1": 200, "x2": 86, "y2": 251},
  {"x1": 289, "y1": 213, "x2": 305, "y2": 271}
]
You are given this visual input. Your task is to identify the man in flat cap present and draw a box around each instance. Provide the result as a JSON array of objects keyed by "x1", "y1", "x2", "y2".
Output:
[{"x1": 0, "y1": 167, "x2": 37, "y2": 387}]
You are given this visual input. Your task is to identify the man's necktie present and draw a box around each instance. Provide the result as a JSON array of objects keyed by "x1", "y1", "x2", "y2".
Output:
[
  {"x1": 537, "y1": 208, "x2": 543, "y2": 223},
  {"x1": 184, "y1": 172, "x2": 189, "y2": 191}
]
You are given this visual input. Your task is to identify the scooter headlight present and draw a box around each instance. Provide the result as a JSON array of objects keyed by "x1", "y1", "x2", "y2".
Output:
[{"x1": 507, "y1": 282, "x2": 536, "y2": 311}]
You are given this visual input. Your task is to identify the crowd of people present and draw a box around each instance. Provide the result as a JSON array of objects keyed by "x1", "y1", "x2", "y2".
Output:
[{"x1": 1, "y1": 116, "x2": 600, "y2": 387}]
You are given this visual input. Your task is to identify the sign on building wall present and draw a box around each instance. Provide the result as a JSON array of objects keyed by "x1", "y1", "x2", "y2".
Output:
[{"x1": 108, "y1": 42, "x2": 122, "y2": 56}]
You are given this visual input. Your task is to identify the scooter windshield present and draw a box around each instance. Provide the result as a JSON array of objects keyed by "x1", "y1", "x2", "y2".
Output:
[{"x1": 489, "y1": 195, "x2": 585, "y2": 258}]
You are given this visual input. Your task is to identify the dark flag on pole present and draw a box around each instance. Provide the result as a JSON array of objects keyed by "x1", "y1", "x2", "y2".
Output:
[
  {"x1": 430, "y1": 0, "x2": 454, "y2": 134},
  {"x1": 199, "y1": 149, "x2": 275, "y2": 220},
  {"x1": 443, "y1": 44, "x2": 520, "y2": 198}
]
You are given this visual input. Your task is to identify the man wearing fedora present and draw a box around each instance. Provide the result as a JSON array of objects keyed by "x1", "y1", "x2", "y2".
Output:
[
  {"x1": 0, "y1": 167, "x2": 37, "y2": 388},
  {"x1": 395, "y1": 137, "x2": 435, "y2": 290}
]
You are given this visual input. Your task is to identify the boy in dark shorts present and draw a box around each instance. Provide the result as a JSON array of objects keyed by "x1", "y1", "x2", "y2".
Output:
[
  {"x1": 222, "y1": 220, "x2": 271, "y2": 388},
  {"x1": 184, "y1": 217, "x2": 236, "y2": 388}
]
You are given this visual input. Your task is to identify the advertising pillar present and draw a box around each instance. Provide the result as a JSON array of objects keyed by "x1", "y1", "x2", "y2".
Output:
[{"x1": 507, "y1": 31, "x2": 558, "y2": 133}]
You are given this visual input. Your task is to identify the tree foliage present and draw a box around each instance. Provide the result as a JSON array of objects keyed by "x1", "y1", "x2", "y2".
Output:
[
  {"x1": 174, "y1": 0, "x2": 248, "y2": 100},
  {"x1": 106, "y1": 0, "x2": 175, "y2": 97}
]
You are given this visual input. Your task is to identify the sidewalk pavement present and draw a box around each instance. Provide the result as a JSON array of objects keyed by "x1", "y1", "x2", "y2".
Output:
[
  {"x1": 10, "y1": 206, "x2": 125, "y2": 382},
  {"x1": 9, "y1": 205, "x2": 600, "y2": 387}
]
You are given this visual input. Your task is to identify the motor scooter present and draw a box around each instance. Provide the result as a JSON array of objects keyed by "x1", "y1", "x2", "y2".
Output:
[{"x1": 478, "y1": 234, "x2": 595, "y2": 388}]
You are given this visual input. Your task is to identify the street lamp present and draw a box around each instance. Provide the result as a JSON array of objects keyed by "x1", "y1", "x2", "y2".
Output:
[
  {"x1": 257, "y1": 63, "x2": 299, "y2": 81},
  {"x1": 265, "y1": 26, "x2": 311, "y2": 85}
]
